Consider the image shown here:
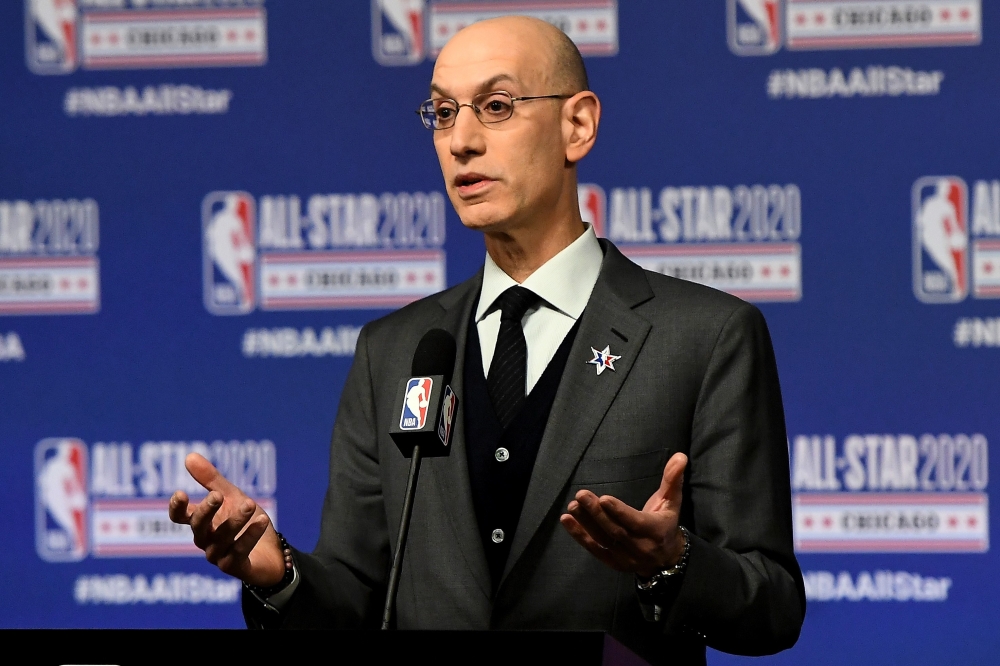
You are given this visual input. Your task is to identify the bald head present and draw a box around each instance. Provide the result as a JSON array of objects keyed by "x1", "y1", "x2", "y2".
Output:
[
  {"x1": 437, "y1": 16, "x2": 588, "y2": 93},
  {"x1": 428, "y1": 14, "x2": 601, "y2": 256}
]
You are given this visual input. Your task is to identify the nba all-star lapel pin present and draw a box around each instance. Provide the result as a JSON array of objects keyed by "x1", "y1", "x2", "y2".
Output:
[{"x1": 587, "y1": 346, "x2": 621, "y2": 376}]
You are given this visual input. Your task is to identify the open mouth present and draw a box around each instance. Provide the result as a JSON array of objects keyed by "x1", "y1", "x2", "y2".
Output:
[{"x1": 454, "y1": 173, "x2": 495, "y2": 196}]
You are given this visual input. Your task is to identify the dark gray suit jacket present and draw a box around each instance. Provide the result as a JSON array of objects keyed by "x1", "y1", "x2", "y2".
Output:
[{"x1": 248, "y1": 240, "x2": 805, "y2": 665}]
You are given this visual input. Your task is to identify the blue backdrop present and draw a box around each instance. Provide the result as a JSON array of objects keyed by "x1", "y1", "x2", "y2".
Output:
[{"x1": 2, "y1": 1, "x2": 997, "y2": 663}]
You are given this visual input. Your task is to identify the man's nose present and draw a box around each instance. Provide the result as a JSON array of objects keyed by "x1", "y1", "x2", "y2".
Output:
[{"x1": 449, "y1": 105, "x2": 487, "y2": 158}]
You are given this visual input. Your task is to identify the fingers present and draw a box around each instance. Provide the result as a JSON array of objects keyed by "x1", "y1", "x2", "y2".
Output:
[
  {"x1": 599, "y1": 494, "x2": 655, "y2": 534},
  {"x1": 189, "y1": 491, "x2": 225, "y2": 547},
  {"x1": 168, "y1": 491, "x2": 193, "y2": 525},
  {"x1": 216, "y1": 514, "x2": 271, "y2": 577},
  {"x1": 567, "y1": 491, "x2": 625, "y2": 549},
  {"x1": 185, "y1": 452, "x2": 239, "y2": 495},
  {"x1": 559, "y1": 513, "x2": 631, "y2": 572},
  {"x1": 203, "y1": 498, "x2": 258, "y2": 564}
]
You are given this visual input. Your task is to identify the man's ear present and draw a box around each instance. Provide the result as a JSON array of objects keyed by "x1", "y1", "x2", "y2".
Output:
[{"x1": 563, "y1": 91, "x2": 601, "y2": 164}]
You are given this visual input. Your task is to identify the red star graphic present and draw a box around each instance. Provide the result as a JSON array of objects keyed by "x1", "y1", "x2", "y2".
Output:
[
  {"x1": 960, "y1": 8, "x2": 971, "y2": 20},
  {"x1": 288, "y1": 274, "x2": 298, "y2": 286},
  {"x1": 968, "y1": 516, "x2": 978, "y2": 527},
  {"x1": 796, "y1": 13, "x2": 807, "y2": 26},
  {"x1": 984, "y1": 262, "x2": 994, "y2": 274},
  {"x1": 406, "y1": 272, "x2": 417, "y2": 284},
  {"x1": 940, "y1": 9, "x2": 951, "y2": 21},
  {"x1": 91, "y1": 33, "x2": 102, "y2": 45},
  {"x1": 227, "y1": 29, "x2": 238, "y2": 41},
  {"x1": 456, "y1": 23, "x2": 466, "y2": 31},
  {"x1": 268, "y1": 274, "x2": 279, "y2": 286},
  {"x1": 60, "y1": 278, "x2": 71, "y2": 290},
  {"x1": 804, "y1": 516, "x2": 814, "y2": 528},
  {"x1": 78, "y1": 278, "x2": 89, "y2": 289},
  {"x1": 822, "y1": 516, "x2": 833, "y2": 528},
  {"x1": 119, "y1": 521, "x2": 129, "y2": 533},
  {"x1": 815, "y1": 13, "x2": 826, "y2": 25},
  {"x1": 948, "y1": 516, "x2": 959, "y2": 528},
  {"x1": 425, "y1": 271, "x2": 436, "y2": 283},
  {"x1": 101, "y1": 521, "x2": 112, "y2": 533},
  {"x1": 438, "y1": 24, "x2": 449, "y2": 36},
  {"x1": 596, "y1": 19, "x2": 607, "y2": 31},
  {"x1": 780, "y1": 265, "x2": 791, "y2": 277},
  {"x1": 245, "y1": 29, "x2": 256, "y2": 41},
  {"x1": 577, "y1": 20, "x2": 588, "y2": 32},
  {"x1": 761, "y1": 266, "x2": 772, "y2": 277},
  {"x1": 109, "y1": 32, "x2": 119, "y2": 45}
]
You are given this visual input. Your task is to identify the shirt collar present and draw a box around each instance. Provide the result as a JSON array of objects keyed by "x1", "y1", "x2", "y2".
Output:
[{"x1": 475, "y1": 223, "x2": 603, "y2": 322}]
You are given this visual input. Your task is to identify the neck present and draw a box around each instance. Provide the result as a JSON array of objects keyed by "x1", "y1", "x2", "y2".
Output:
[{"x1": 484, "y1": 216, "x2": 585, "y2": 283}]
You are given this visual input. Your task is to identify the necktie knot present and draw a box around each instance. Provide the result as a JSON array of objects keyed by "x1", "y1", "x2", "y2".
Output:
[{"x1": 493, "y1": 286, "x2": 539, "y2": 323}]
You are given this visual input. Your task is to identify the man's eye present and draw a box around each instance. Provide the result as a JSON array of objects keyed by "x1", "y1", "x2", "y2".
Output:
[
  {"x1": 436, "y1": 107, "x2": 455, "y2": 119},
  {"x1": 487, "y1": 101, "x2": 506, "y2": 112}
]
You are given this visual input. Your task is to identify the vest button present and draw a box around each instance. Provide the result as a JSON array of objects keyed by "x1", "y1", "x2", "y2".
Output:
[
  {"x1": 494, "y1": 447, "x2": 510, "y2": 462},
  {"x1": 491, "y1": 528, "x2": 505, "y2": 544}
]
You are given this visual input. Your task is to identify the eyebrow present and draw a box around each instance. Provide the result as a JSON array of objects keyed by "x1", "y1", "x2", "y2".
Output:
[{"x1": 430, "y1": 73, "x2": 521, "y2": 98}]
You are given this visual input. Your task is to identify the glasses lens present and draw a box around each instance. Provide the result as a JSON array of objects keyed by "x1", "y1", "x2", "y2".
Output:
[
  {"x1": 474, "y1": 92, "x2": 514, "y2": 123},
  {"x1": 420, "y1": 99, "x2": 458, "y2": 129}
]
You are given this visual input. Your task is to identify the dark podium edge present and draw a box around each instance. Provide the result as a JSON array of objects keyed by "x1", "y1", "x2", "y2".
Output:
[{"x1": 5, "y1": 629, "x2": 651, "y2": 665}]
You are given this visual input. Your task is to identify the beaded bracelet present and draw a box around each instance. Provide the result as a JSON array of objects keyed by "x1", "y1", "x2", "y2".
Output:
[{"x1": 243, "y1": 531, "x2": 295, "y2": 599}]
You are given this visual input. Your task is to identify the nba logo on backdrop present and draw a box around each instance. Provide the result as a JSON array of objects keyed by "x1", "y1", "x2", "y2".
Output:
[
  {"x1": 25, "y1": 0, "x2": 78, "y2": 74},
  {"x1": 203, "y1": 192, "x2": 257, "y2": 315},
  {"x1": 35, "y1": 438, "x2": 88, "y2": 562},
  {"x1": 728, "y1": 0, "x2": 781, "y2": 55},
  {"x1": 729, "y1": 0, "x2": 981, "y2": 55},
  {"x1": 578, "y1": 184, "x2": 606, "y2": 237},
  {"x1": 372, "y1": 0, "x2": 425, "y2": 65},
  {"x1": 400, "y1": 378, "x2": 432, "y2": 429},
  {"x1": 913, "y1": 177, "x2": 969, "y2": 303}
]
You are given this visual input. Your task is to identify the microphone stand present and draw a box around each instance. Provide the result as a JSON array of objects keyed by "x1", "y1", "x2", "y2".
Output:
[{"x1": 381, "y1": 444, "x2": 422, "y2": 630}]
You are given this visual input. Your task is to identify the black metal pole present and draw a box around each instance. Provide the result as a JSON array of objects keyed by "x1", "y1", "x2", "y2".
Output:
[{"x1": 381, "y1": 444, "x2": 422, "y2": 630}]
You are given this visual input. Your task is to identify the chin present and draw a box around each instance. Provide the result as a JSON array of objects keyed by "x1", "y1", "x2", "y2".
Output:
[{"x1": 455, "y1": 201, "x2": 516, "y2": 233}]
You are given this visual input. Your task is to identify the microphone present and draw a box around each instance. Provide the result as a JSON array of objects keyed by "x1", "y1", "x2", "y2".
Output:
[
  {"x1": 382, "y1": 329, "x2": 459, "y2": 630},
  {"x1": 388, "y1": 328, "x2": 458, "y2": 457}
]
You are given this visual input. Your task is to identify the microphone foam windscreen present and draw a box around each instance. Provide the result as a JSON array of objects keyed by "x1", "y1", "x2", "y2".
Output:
[{"x1": 411, "y1": 328, "x2": 457, "y2": 382}]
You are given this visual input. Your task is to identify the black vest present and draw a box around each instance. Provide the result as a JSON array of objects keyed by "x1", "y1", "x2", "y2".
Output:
[{"x1": 464, "y1": 310, "x2": 581, "y2": 593}]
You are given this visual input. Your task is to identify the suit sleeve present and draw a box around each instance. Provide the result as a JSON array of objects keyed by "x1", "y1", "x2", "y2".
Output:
[
  {"x1": 243, "y1": 323, "x2": 390, "y2": 629},
  {"x1": 663, "y1": 302, "x2": 806, "y2": 655}
]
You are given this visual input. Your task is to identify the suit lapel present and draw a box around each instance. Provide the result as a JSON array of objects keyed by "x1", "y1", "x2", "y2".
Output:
[
  {"x1": 500, "y1": 242, "x2": 654, "y2": 585},
  {"x1": 425, "y1": 272, "x2": 493, "y2": 600}
]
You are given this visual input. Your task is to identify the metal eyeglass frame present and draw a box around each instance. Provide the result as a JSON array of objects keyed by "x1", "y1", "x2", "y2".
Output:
[{"x1": 416, "y1": 90, "x2": 573, "y2": 130}]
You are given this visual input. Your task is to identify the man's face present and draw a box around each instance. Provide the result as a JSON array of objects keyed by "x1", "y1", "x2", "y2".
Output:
[{"x1": 429, "y1": 27, "x2": 568, "y2": 234}]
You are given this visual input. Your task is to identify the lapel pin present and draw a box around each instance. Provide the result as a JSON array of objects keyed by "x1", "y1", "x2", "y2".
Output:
[{"x1": 587, "y1": 346, "x2": 621, "y2": 376}]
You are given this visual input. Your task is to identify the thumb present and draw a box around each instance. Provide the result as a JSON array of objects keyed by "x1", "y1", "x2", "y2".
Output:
[
  {"x1": 648, "y1": 452, "x2": 687, "y2": 513},
  {"x1": 185, "y1": 452, "x2": 238, "y2": 496}
]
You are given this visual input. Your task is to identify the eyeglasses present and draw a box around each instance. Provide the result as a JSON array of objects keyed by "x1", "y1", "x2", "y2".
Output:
[{"x1": 416, "y1": 90, "x2": 572, "y2": 130}]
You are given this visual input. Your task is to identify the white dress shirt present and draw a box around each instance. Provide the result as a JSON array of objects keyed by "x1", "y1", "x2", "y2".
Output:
[{"x1": 476, "y1": 224, "x2": 604, "y2": 394}]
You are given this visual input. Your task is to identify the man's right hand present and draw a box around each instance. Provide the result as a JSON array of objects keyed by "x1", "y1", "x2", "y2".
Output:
[{"x1": 168, "y1": 452, "x2": 285, "y2": 587}]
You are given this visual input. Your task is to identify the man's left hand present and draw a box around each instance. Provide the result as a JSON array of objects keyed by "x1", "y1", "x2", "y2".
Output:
[{"x1": 559, "y1": 452, "x2": 688, "y2": 577}]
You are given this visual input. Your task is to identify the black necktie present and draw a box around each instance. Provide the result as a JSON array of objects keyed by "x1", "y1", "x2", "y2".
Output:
[{"x1": 486, "y1": 286, "x2": 540, "y2": 428}]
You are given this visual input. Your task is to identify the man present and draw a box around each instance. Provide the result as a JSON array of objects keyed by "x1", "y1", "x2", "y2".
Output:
[{"x1": 169, "y1": 16, "x2": 804, "y2": 664}]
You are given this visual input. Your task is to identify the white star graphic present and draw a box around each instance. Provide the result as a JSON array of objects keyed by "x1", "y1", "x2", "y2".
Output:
[{"x1": 587, "y1": 345, "x2": 621, "y2": 375}]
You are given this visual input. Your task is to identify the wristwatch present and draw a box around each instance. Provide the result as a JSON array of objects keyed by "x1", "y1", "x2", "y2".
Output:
[{"x1": 635, "y1": 525, "x2": 690, "y2": 604}]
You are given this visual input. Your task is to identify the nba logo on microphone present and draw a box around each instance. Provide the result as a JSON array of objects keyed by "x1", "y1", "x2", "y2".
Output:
[
  {"x1": 437, "y1": 385, "x2": 457, "y2": 446},
  {"x1": 578, "y1": 183, "x2": 606, "y2": 237},
  {"x1": 727, "y1": 0, "x2": 781, "y2": 56},
  {"x1": 400, "y1": 377, "x2": 433, "y2": 430},
  {"x1": 203, "y1": 191, "x2": 257, "y2": 315},
  {"x1": 35, "y1": 438, "x2": 89, "y2": 562},
  {"x1": 25, "y1": 0, "x2": 79, "y2": 74},
  {"x1": 913, "y1": 177, "x2": 969, "y2": 303},
  {"x1": 372, "y1": 0, "x2": 425, "y2": 66}
]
